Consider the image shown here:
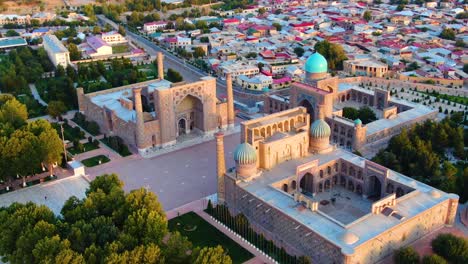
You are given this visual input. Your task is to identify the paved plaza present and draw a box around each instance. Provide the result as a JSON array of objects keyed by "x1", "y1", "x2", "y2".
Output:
[
  {"x1": 86, "y1": 131, "x2": 240, "y2": 210},
  {"x1": 0, "y1": 176, "x2": 88, "y2": 215}
]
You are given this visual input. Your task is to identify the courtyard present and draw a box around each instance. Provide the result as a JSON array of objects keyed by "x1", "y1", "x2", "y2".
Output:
[{"x1": 314, "y1": 186, "x2": 372, "y2": 225}]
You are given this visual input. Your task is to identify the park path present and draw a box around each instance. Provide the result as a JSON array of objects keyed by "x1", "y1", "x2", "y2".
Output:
[{"x1": 29, "y1": 83, "x2": 47, "y2": 106}]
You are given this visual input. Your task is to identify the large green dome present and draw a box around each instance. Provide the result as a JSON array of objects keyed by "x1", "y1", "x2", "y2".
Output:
[
  {"x1": 234, "y1": 143, "x2": 257, "y2": 165},
  {"x1": 310, "y1": 119, "x2": 331, "y2": 138},
  {"x1": 304, "y1": 52, "x2": 328, "y2": 73}
]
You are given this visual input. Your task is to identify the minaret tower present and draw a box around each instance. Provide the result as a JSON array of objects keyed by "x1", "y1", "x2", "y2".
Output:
[
  {"x1": 133, "y1": 87, "x2": 145, "y2": 153},
  {"x1": 215, "y1": 132, "x2": 226, "y2": 203},
  {"x1": 157, "y1": 52, "x2": 164, "y2": 80},
  {"x1": 226, "y1": 72, "x2": 235, "y2": 128}
]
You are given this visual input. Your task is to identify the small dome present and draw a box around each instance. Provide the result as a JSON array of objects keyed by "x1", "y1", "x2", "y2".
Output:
[
  {"x1": 341, "y1": 232, "x2": 359, "y2": 245},
  {"x1": 310, "y1": 119, "x2": 331, "y2": 138},
  {"x1": 304, "y1": 52, "x2": 328, "y2": 73},
  {"x1": 430, "y1": 190, "x2": 441, "y2": 198},
  {"x1": 234, "y1": 143, "x2": 257, "y2": 165},
  {"x1": 354, "y1": 119, "x2": 362, "y2": 126}
]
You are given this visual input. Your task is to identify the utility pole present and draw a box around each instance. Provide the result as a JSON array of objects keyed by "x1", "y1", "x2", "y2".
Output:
[{"x1": 60, "y1": 123, "x2": 67, "y2": 164}]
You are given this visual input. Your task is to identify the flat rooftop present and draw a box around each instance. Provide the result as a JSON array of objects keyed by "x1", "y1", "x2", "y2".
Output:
[
  {"x1": 90, "y1": 79, "x2": 172, "y2": 122},
  {"x1": 43, "y1": 34, "x2": 68, "y2": 54},
  {"x1": 234, "y1": 148, "x2": 453, "y2": 251}
]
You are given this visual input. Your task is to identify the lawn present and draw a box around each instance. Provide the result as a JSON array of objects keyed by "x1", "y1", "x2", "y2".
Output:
[
  {"x1": 67, "y1": 142, "x2": 99, "y2": 155},
  {"x1": 52, "y1": 122, "x2": 85, "y2": 142},
  {"x1": 112, "y1": 44, "x2": 129, "y2": 54},
  {"x1": 168, "y1": 212, "x2": 253, "y2": 264},
  {"x1": 81, "y1": 155, "x2": 110, "y2": 167}
]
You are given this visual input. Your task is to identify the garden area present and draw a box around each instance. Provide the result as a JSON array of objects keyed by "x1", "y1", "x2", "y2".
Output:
[
  {"x1": 52, "y1": 121, "x2": 85, "y2": 142},
  {"x1": 68, "y1": 141, "x2": 99, "y2": 155},
  {"x1": 72, "y1": 112, "x2": 101, "y2": 136},
  {"x1": 168, "y1": 212, "x2": 253, "y2": 264},
  {"x1": 81, "y1": 155, "x2": 110, "y2": 167},
  {"x1": 101, "y1": 135, "x2": 132, "y2": 157},
  {"x1": 112, "y1": 44, "x2": 129, "y2": 54}
]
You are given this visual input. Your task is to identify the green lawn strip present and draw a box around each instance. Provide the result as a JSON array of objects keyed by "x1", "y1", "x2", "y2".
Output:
[
  {"x1": 168, "y1": 212, "x2": 253, "y2": 264},
  {"x1": 112, "y1": 45, "x2": 129, "y2": 54},
  {"x1": 67, "y1": 142, "x2": 99, "y2": 155},
  {"x1": 81, "y1": 155, "x2": 110, "y2": 167}
]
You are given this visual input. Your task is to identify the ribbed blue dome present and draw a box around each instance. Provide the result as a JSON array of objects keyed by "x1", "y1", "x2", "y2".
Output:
[
  {"x1": 234, "y1": 143, "x2": 257, "y2": 165},
  {"x1": 354, "y1": 119, "x2": 362, "y2": 126},
  {"x1": 304, "y1": 52, "x2": 328, "y2": 73},
  {"x1": 310, "y1": 119, "x2": 331, "y2": 138}
]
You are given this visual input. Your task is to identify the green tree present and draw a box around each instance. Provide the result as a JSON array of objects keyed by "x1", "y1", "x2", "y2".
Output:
[
  {"x1": 93, "y1": 26, "x2": 102, "y2": 35},
  {"x1": 163, "y1": 231, "x2": 192, "y2": 263},
  {"x1": 272, "y1": 22, "x2": 282, "y2": 31},
  {"x1": 314, "y1": 40, "x2": 347, "y2": 70},
  {"x1": 294, "y1": 47, "x2": 305, "y2": 57},
  {"x1": 106, "y1": 243, "x2": 163, "y2": 264},
  {"x1": 5, "y1": 30, "x2": 19, "y2": 37},
  {"x1": 47, "y1": 101, "x2": 67, "y2": 120},
  {"x1": 432, "y1": 233, "x2": 468, "y2": 264},
  {"x1": 68, "y1": 43, "x2": 81, "y2": 61},
  {"x1": 0, "y1": 98, "x2": 28, "y2": 129},
  {"x1": 358, "y1": 106, "x2": 377, "y2": 124},
  {"x1": 363, "y1": 10, "x2": 372, "y2": 21},
  {"x1": 393, "y1": 247, "x2": 420, "y2": 264},
  {"x1": 455, "y1": 40, "x2": 466, "y2": 48},
  {"x1": 166, "y1": 68, "x2": 183, "y2": 82},
  {"x1": 421, "y1": 254, "x2": 447, "y2": 264},
  {"x1": 193, "y1": 246, "x2": 232, "y2": 264},
  {"x1": 193, "y1": 47, "x2": 206, "y2": 58},
  {"x1": 342, "y1": 107, "x2": 359, "y2": 121},
  {"x1": 439, "y1": 28, "x2": 456, "y2": 40},
  {"x1": 118, "y1": 25, "x2": 126, "y2": 36}
]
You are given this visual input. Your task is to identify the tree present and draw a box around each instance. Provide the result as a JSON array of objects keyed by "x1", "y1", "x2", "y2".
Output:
[
  {"x1": 432, "y1": 233, "x2": 468, "y2": 264},
  {"x1": 421, "y1": 254, "x2": 447, "y2": 264},
  {"x1": 106, "y1": 244, "x2": 163, "y2": 263},
  {"x1": 68, "y1": 43, "x2": 81, "y2": 61},
  {"x1": 258, "y1": 7, "x2": 266, "y2": 15},
  {"x1": 0, "y1": 98, "x2": 28, "y2": 129},
  {"x1": 193, "y1": 47, "x2": 206, "y2": 58},
  {"x1": 455, "y1": 40, "x2": 466, "y2": 48},
  {"x1": 297, "y1": 255, "x2": 312, "y2": 264},
  {"x1": 47, "y1": 101, "x2": 67, "y2": 120},
  {"x1": 272, "y1": 22, "x2": 282, "y2": 31},
  {"x1": 294, "y1": 47, "x2": 305, "y2": 57},
  {"x1": 193, "y1": 246, "x2": 232, "y2": 264},
  {"x1": 396, "y1": 4, "x2": 405, "y2": 11},
  {"x1": 92, "y1": 26, "x2": 102, "y2": 35},
  {"x1": 5, "y1": 30, "x2": 19, "y2": 37},
  {"x1": 118, "y1": 25, "x2": 126, "y2": 36},
  {"x1": 314, "y1": 40, "x2": 347, "y2": 70},
  {"x1": 439, "y1": 28, "x2": 456, "y2": 40},
  {"x1": 358, "y1": 106, "x2": 377, "y2": 124},
  {"x1": 363, "y1": 10, "x2": 372, "y2": 21},
  {"x1": 163, "y1": 231, "x2": 192, "y2": 263},
  {"x1": 166, "y1": 68, "x2": 183, "y2": 82},
  {"x1": 393, "y1": 247, "x2": 420, "y2": 264},
  {"x1": 342, "y1": 107, "x2": 359, "y2": 121}
]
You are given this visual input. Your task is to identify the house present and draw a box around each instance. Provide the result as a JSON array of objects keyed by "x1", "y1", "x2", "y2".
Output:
[
  {"x1": 143, "y1": 21, "x2": 168, "y2": 33},
  {"x1": 101, "y1": 31, "x2": 126, "y2": 45},
  {"x1": 80, "y1": 36, "x2": 112, "y2": 58}
]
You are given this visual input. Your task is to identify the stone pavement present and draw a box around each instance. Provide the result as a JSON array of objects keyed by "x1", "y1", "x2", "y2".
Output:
[{"x1": 0, "y1": 176, "x2": 88, "y2": 215}]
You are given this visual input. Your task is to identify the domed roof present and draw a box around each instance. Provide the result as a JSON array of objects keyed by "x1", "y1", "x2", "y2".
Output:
[
  {"x1": 310, "y1": 119, "x2": 331, "y2": 138},
  {"x1": 341, "y1": 232, "x2": 359, "y2": 245},
  {"x1": 304, "y1": 52, "x2": 328, "y2": 73},
  {"x1": 354, "y1": 119, "x2": 362, "y2": 126},
  {"x1": 234, "y1": 143, "x2": 257, "y2": 165}
]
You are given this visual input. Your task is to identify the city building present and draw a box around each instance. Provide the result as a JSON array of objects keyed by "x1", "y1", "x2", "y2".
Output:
[
  {"x1": 42, "y1": 34, "x2": 70, "y2": 68},
  {"x1": 79, "y1": 36, "x2": 112, "y2": 58},
  {"x1": 0, "y1": 37, "x2": 27, "y2": 50},
  {"x1": 143, "y1": 21, "x2": 168, "y2": 33},
  {"x1": 343, "y1": 58, "x2": 388, "y2": 78},
  {"x1": 0, "y1": 14, "x2": 30, "y2": 26},
  {"x1": 77, "y1": 53, "x2": 236, "y2": 155},
  {"x1": 101, "y1": 31, "x2": 126, "y2": 45},
  {"x1": 215, "y1": 107, "x2": 459, "y2": 264},
  {"x1": 264, "y1": 52, "x2": 437, "y2": 153}
]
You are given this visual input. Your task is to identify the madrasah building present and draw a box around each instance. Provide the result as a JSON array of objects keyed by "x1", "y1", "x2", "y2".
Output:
[
  {"x1": 214, "y1": 107, "x2": 459, "y2": 264},
  {"x1": 263, "y1": 52, "x2": 438, "y2": 154},
  {"x1": 77, "y1": 52, "x2": 237, "y2": 155}
]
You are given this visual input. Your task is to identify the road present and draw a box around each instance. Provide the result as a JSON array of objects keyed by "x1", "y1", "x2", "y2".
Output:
[{"x1": 97, "y1": 15, "x2": 228, "y2": 96}]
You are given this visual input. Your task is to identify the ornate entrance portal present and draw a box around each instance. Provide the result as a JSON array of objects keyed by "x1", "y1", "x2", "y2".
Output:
[{"x1": 175, "y1": 95, "x2": 204, "y2": 137}]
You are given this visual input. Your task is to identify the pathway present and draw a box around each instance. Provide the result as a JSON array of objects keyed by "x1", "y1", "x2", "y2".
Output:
[{"x1": 29, "y1": 83, "x2": 47, "y2": 106}]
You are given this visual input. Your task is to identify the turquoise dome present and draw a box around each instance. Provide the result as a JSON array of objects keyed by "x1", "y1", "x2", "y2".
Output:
[
  {"x1": 310, "y1": 119, "x2": 331, "y2": 138},
  {"x1": 304, "y1": 52, "x2": 328, "y2": 73},
  {"x1": 354, "y1": 119, "x2": 362, "y2": 126},
  {"x1": 234, "y1": 143, "x2": 257, "y2": 165}
]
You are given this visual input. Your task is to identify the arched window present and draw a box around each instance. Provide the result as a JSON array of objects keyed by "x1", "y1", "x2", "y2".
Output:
[
  {"x1": 327, "y1": 166, "x2": 331, "y2": 175},
  {"x1": 291, "y1": 180, "x2": 297, "y2": 190},
  {"x1": 320, "y1": 170, "x2": 323, "y2": 178},
  {"x1": 334, "y1": 163, "x2": 338, "y2": 172},
  {"x1": 282, "y1": 184, "x2": 288, "y2": 193}
]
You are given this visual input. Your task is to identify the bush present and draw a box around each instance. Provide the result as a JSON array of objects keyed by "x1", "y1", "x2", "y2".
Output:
[
  {"x1": 88, "y1": 136, "x2": 93, "y2": 144},
  {"x1": 393, "y1": 247, "x2": 419, "y2": 264},
  {"x1": 102, "y1": 136, "x2": 132, "y2": 156},
  {"x1": 421, "y1": 254, "x2": 447, "y2": 264},
  {"x1": 93, "y1": 139, "x2": 99, "y2": 147},
  {"x1": 72, "y1": 112, "x2": 101, "y2": 136},
  {"x1": 432, "y1": 233, "x2": 468, "y2": 264}
]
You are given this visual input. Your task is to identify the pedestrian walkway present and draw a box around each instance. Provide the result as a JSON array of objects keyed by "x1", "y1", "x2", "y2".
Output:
[{"x1": 29, "y1": 83, "x2": 47, "y2": 106}]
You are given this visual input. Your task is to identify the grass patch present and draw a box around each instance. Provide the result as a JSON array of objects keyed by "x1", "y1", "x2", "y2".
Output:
[
  {"x1": 67, "y1": 142, "x2": 99, "y2": 155},
  {"x1": 101, "y1": 136, "x2": 132, "y2": 157},
  {"x1": 81, "y1": 155, "x2": 110, "y2": 167},
  {"x1": 168, "y1": 212, "x2": 253, "y2": 264},
  {"x1": 52, "y1": 122, "x2": 85, "y2": 141},
  {"x1": 112, "y1": 44, "x2": 129, "y2": 54}
]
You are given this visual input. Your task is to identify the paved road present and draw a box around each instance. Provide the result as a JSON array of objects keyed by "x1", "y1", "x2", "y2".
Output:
[
  {"x1": 85, "y1": 131, "x2": 240, "y2": 211},
  {"x1": 29, "y1": 83, "x2": 48, "y2": 106},
  {"x1": 97, "y1": 15, "x2": 228, "y2": 96}
]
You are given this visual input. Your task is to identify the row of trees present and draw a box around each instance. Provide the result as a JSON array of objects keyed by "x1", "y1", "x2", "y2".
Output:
[
  {"x1": 372, "y1": 113, "x2": 467, "y2": 201},
  {"x1": 0, "y1": 174, "x2": 232, "y2": 264},
  {"x1": 341, "y1": 106, "x2": 377, "y2": 124},
  {"x1": 393, "y1": 233, "x2": 467, "y2": 264},
  {"x1": 0, "y1": 95, "x2": 63, "y2": 181}
]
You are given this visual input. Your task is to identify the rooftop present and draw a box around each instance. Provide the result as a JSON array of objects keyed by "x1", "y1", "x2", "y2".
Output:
[
  {"x1": 233, "y1": 148, "x2": 454, "y2": 251},
  {"x1": 0, "y1": 37, "x2": 27, "y2": 49},
  {"x1": 43, "y1": 34, "x2": 68, "y2": 54}
]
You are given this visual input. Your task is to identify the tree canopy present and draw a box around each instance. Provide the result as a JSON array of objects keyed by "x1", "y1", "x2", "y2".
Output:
[
  {"x1": 341, "y1": 106, "x2": 377, "y2": 124},
  {"x1": 393, "y1": 246, "x2": 420, "y2": 264},
  {"x1": 0, "y1": 174, "x2": 232, "y2": 264},
  {"x1": 314, "y1": 40, "x2": 347, "y2": 70}
]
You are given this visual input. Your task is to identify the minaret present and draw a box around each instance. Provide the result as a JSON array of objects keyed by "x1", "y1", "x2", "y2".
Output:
[
  {"x1": 157, "y1": 52, "x2": 164, "y2": 80},
  {"x1": 226, "y1": 72, "x2": 235, "y2": 128},
  {"x1": 133, "y1": 87, "x2": 145, "y2": 152},
  {"x1": 215, "y1": 132, "x2": 226, "y2": 203}
]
